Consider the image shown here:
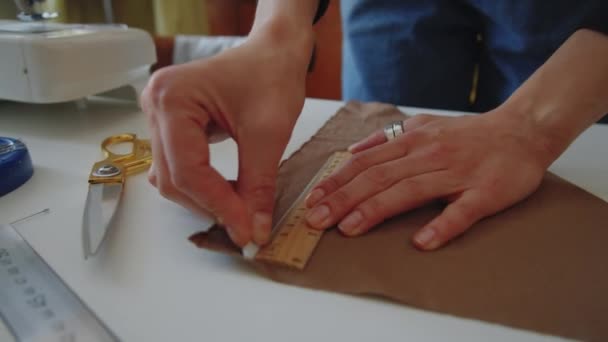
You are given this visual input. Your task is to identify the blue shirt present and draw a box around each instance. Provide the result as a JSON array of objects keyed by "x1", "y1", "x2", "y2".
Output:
[{"x1": 317, "y1": 0, "x2": 608, "y2": 121}]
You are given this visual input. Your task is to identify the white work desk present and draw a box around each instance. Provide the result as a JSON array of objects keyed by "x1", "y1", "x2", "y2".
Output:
[{"x1": 1, "y1": 97, "x2": 606, "y2": 342}]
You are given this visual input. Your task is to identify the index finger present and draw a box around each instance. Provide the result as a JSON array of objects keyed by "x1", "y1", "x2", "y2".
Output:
[
  {"x1": 305, "y1": 130, "x2": 423, "y2": 208},
  {"x1": 158, "y1": 111, "x2": 252, "y2": 246}
]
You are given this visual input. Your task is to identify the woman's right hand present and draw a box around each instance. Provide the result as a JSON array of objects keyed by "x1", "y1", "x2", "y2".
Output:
[{"x1": 141, "y1": 19, "x2": 314, "y2": 247}]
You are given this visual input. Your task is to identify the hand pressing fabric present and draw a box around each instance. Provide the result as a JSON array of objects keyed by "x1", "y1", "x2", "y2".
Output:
[
  {"x1": 305, "y1": 110, "x2": 557, "y2": 250},
  {"x1": 305, "y1": 29, "x2": 608, "y2": 251}
]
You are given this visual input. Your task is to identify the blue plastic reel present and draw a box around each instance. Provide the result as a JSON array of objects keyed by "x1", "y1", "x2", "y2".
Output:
[{"x1": 0, "y1": 137, "x2": 34, "y2": 196}]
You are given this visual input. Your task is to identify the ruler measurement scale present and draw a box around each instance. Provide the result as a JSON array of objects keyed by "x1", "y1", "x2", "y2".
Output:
[
  {"x1": 256, "y1": 151, "x2": 351, "y2": 269},
  {"x1": 0, "y1": 223, "x2": 119, "y2": 342}
]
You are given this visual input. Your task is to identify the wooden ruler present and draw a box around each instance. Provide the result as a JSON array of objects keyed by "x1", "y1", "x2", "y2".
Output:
[{"x1": 255, "y1": 151, "x2": 351, "y2": 270}]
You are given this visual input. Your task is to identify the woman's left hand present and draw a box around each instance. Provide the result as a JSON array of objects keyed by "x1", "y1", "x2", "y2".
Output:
[{"x1": 304, "y1": 109, "x2": 561, "y2": 250}]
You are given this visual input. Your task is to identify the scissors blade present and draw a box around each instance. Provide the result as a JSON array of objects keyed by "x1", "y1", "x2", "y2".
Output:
[{"x1": 82, "y1": 182, "x2": 123, "y2": 259}]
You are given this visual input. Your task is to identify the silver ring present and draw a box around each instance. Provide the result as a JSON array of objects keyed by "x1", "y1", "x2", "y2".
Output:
[{"x1": 383, "y1": 120, "x2": 405, "y2": 141}]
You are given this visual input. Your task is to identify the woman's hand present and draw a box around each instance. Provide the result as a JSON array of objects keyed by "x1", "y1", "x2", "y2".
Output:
[
  {"x1": 303, "y1": 29, "x2": 608, "y2": 251},
  {"x1": 304, "y1": 109, "x2": 561, "y2": 250},
  {"x1": 141, "y1": 21, "x2": 313, "y2": 247}
]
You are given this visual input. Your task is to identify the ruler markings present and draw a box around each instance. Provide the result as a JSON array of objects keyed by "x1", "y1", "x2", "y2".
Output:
[
  {"x1": 255, "y1": 151, "x2": 351, "y2": 270},
  {"x1": 0, "y1": 224, "x2": 119, "y2": 342}
]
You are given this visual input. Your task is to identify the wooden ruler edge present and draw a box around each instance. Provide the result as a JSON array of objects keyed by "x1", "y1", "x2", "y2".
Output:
[{"x1": 255, "y1": 151, "x2": 351, "y2": 269}]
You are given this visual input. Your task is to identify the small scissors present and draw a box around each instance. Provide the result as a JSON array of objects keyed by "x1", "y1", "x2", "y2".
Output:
[{"x1": 82, "y1": 133, "x2": 152, "y2": 259}]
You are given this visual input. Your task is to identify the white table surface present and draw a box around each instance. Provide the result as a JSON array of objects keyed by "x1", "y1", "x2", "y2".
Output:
[{"x1": 1, "y1": 97, "x2": 606, "y2": 342}]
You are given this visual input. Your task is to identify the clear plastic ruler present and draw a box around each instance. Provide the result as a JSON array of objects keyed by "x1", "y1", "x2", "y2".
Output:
[{"x1": 0, "y1": 223, "x2": 119, "y2": 342}]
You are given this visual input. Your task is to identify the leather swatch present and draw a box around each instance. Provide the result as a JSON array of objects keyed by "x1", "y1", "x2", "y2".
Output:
[{"x1": 190, "y1": 101, "x2": 608, "y2": 341}]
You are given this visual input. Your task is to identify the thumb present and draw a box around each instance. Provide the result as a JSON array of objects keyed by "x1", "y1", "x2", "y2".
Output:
[{"x1": 236, "y1": 135, "x2": 284, "y2": 246}]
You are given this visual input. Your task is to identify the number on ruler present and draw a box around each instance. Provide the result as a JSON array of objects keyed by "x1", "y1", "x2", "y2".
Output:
[
  {"x1": 14, "y1": 276, "x2": 27, "y2": 285},
  {"x1": 7, "y1": 266, "x2": 19, "y2": 275},
  {"x1": 24, "y1": 286, "x2": 36, "y2": 296},
  {"x1": 27, "y1": 294, "x2": 47, "y2": 309},
  {"x1": 42, "y1": 308, "x2": 55, "y2": 319}
]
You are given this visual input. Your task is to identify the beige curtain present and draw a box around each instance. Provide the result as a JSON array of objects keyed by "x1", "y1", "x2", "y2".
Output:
[
  {"x1": 1, "y1": 0, "x2": 209, "y2": 35},
  {"x1": 0, "y1": 1, "x2": 18, "y2": 19},
  {"x1": 152, "y1": 0, "x2": 208, "y2": 35}
]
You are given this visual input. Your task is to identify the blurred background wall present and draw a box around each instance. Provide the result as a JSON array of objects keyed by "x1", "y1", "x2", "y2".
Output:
[
  {"x1": 0, "y1": 0, "x2": 342, "y2": 100},
  {"x1": 0, "y1": 0, "x2": 208, "y2": 35}
]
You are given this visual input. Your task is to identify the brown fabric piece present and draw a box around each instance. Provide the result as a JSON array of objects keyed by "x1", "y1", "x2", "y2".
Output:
[{"x1": 190, "y1": 101, "x2": 608, "y2": 341}]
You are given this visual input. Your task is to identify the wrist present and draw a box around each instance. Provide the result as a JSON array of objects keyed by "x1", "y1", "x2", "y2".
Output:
[
  {"x1": 490, "y1": 29, "x2": 608, "y2": 168},
  {"x1": 488, "y1": 98, "x2": 572, "y2": 168},
  {"x1": 247, "y1": 16, "x2": 315, "y2": 83},
  {"x1": 249, "y1": 14, "x2": 315, "y2": 65}
]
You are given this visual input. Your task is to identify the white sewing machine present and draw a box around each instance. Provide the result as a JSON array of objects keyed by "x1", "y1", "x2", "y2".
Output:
[{"x1": 0, "y1": 0, "x2": 156, "y2": 104}]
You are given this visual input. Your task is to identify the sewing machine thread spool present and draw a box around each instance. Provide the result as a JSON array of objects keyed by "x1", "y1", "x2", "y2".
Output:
[{"x1": 0, "y1": 137, "x2": 34, "y2": 196}]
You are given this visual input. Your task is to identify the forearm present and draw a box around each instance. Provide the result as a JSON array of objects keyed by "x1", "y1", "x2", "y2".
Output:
[
  {"x1": 250, "y1": 0, "x2": 318, "y2": 48},
  {"x1": 252, "y1": 0, "x2": 319, "y2": 30},
  {"x1": 247, "y1": 1, "x2": 319, "y2": 85},
  {"x1": 499, "y1": 29, "x2": 608, "y2": 160}
]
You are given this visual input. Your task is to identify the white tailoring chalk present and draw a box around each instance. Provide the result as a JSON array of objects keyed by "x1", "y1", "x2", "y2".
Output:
[{"x1": 242, "y1": 242, "x2": 259, "y2": 260}]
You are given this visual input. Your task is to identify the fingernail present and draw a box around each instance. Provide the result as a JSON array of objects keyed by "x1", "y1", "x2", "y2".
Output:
[
  {"x1": 305, "y1": 188, "x2": 325, "y2": 207},
  {"x1": 252, "y1": 212, "x2": 272, "y2": 245},
  {"x1": 225, "y1": 226, "x2": 245, "y2": 247},
  {"x1": 148, "y1": 170, "x2": 156, "y2": 185},
  {"x1": 338, "y1": 210, "x2": 363, "y2": 235},
  {"x1": 306, "y1": 205, "x2": 330, "y2": 228},
  {"x1": 347, "y1": 143, "x2": 358, "y2": 152},
  {"x1": 413, "y1": 228, "x2": 438, "y2": 249}
]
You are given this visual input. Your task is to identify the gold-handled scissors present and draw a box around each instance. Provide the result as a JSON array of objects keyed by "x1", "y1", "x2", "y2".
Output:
[{"x1": 82, "y1": 133, "x2": 152, "y2": 259}]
